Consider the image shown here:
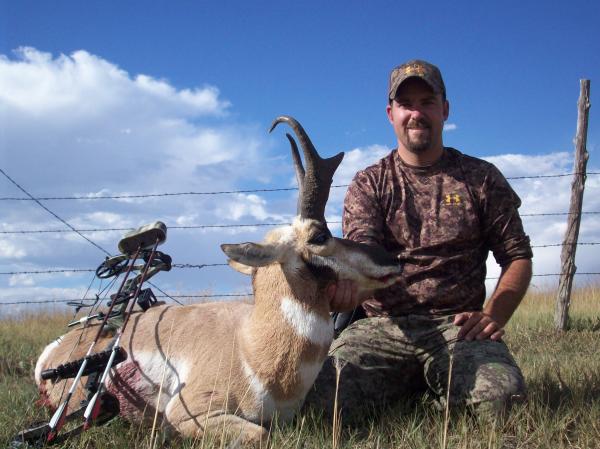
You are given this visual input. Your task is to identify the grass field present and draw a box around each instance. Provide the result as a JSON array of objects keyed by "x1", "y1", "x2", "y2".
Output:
[{"x1": 1, "y1": 285, "x2": 599, "y2": 448}]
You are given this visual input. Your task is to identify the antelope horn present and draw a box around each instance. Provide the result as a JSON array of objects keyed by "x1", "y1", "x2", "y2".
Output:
[
  {"x1": 270, "y1": 116, "x2": 344, "y2": 223},
  {"x1": 285, "y1": 133, "x2": 305, "y2": 217}
]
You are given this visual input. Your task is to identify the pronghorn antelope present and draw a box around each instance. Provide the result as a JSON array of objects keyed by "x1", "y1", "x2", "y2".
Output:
[{"x1": 34, "y1": 116, "x2": 403, "y2": 445}]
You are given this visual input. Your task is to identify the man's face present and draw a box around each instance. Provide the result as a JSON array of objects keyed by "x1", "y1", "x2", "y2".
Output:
[{"x1": 386, "y1": 78, "x2": 449, "y2": 155}]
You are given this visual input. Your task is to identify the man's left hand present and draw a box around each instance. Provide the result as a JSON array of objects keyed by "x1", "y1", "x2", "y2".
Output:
[{"x1": 453, "y1": 312, "x2": 505, "y2": 341}]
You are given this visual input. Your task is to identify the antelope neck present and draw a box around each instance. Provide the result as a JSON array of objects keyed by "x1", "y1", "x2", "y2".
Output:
[{"x1": 239, "y1": 264, "x2": 332, "y2": 398}]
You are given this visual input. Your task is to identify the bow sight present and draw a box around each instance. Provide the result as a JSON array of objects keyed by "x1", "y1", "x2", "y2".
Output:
[{"x1": 10, "y1": 221, "x2": 171, "y2": 448}]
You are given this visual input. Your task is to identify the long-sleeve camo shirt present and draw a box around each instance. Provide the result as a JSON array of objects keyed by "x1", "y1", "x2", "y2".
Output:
[{"x1": 343, "y1": 147, "x2": 533, "y2": 317}]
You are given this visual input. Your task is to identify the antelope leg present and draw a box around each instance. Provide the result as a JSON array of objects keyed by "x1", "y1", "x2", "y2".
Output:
[{"x1": 170, "y1": 408, "x2": 268, "y2": 447}]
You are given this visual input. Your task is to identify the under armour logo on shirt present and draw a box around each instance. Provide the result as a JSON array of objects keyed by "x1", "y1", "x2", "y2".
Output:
[{"x1": 444, "y1": 193, "x2": 461, "y2": 205}]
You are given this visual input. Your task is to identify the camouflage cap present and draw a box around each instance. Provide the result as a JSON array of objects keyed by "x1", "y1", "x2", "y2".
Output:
[{"x1": 388, "y1": 60, "x2": 446, "y2": 100}]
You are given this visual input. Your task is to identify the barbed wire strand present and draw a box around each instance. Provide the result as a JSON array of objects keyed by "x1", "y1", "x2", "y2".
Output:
[
  {"x1": 521, "y1": 211, "x2": 600, "y2": 217},
  {"x1": 3, "y1": 271, "x2": 600, "y2": 307},
  {"x1": 147, "y1": 281, "x2": 185, "y2": 306},
  {"x1": 0, "y1": 293, "x2": 251, "y2": 306},
  {"x1": 2, "y1": 211, "x2": 600, "y2": 235},
  {"x1": 2, "y1": 172, "x2": 599, "y2": 202},
  {"x1": 531, "y1": 242, "x2": 600, "y2": 248},
  {"x1": 0, "y1": 223, "x2": 289, "y2": 234},
  {"x1": 0, "y1": 264, "x2": 229, "y2": 276},
  {"x1": 2, "y1": 242, "x2": 599, "y2": 276}
]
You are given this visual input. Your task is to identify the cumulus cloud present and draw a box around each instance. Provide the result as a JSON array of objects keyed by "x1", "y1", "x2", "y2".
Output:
[
  {"x1": 0, "y1": 47, "x2": 288, "y2": 313},
  {"x1": 8, "y1": 274, "x2": 35, "y2": 287},
  {"x1": 0, "y1": 47, "x2": 269, "y2": 199},
  {"x1": 1, "y1": 48, "x2": 597, "y2": 314},
  {"x1": 215, "y1": 194, "x2": 289, "y2": 222},
  {"x1": 334, "y1": 145, "x2": 391, "y2": 184},
  {"x1": 0, "y1": 48, "x2": 228, "y2": 118},
  {"x1": 484, "y1": 152, "x2": 572, "y2": 177},
  {"x1": 0, "y1": 240, "x2": 28, "y2": 259},
  {"x1": 0, "y1": 285, "x2": 93, "y2": 316},
  {"x1": 483, "y1": 152, "x2": 600, "y2": 291}
]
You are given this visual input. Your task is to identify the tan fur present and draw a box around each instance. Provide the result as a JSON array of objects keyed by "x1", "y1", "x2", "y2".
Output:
[{"x1": 36, "y1": 218, "x2": 402, "y2": 444}]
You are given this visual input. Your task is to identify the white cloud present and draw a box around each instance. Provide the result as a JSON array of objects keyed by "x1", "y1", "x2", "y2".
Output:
[
  {"x1": 0, "y1": 47, "x2": 258, "y2": 199},
  {"x1": 483, "y1": 152, "x2": 571, "y2": 177},
  {"x1": 79, "y1": 211, "x2": 128, "y2": 226},
  {"x1": 482, "y1": 152, "x2": 600, "y2": 290},
  {"x1": 334, "y1": 145, "x2": 391, "y2": 184},
  {"x1": 0, "y1": 240, "x2": 27, "y2": 259},
  {"x1": 215, "y1": 194, "x2": 289, "y2": 222},
  {"x1": 174, "y1": 213, "x2": 199, "y2": 226},
  {"x1": 134, "y1": 74, "x2": 229, "y2": 114},
  {"x1": 0, "y1": 285, "x2": 93, "y2": 317},
  {"x1": 0, "y1": 47, "x2": 228, "y2": 119},
  {"x1": 0, "y1": 47, "x2": 283, "y2": 306},
  {"x1": 8, "y1": 274, "x2": 35, "y2": 287},
  {"x1": 1, "y1": 47, "x2": 598, "y2": 312},
  {"x1": 443, "y1": 123, "x2": 457, "y2": 131}
]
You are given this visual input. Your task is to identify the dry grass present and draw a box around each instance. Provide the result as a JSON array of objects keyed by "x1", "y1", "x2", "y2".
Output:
[{"x1": 1, "y1": 286, "x2": 599, "y2": 448}]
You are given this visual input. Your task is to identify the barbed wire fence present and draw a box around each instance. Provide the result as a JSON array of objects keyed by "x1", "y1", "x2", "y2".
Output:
[
  {"x1": 1, "y1": 165, "x2": 599, "y2": 315},
  {"x1": 2, "y1": 238, "x2": 600, "y2": 276},
  {"x1": 1, "y1": 172, "x2": 599, "y2": 203}
]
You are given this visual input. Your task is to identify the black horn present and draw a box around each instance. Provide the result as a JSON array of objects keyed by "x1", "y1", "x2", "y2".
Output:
[{"x1": 270, "y1": 116, "x2": 344, "y2": 223}]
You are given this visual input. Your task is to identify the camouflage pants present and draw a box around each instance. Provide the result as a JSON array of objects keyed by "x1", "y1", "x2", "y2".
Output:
[{"x1": 304, "y1": 315, "x2": 526, "y2": 422}]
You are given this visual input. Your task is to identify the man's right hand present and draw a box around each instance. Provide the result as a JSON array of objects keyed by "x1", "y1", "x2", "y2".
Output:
[
  {"x1": 326, "y1": 280, "x2": 369, "y2": 312},
  {"x1": 453, "y1": 311, "x2": 505, "y2": 341}
]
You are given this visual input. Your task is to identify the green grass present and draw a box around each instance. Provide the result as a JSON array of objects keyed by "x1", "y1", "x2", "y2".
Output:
[{"x1": 1, "y1": 286, "x2": 599, "y2": 448}]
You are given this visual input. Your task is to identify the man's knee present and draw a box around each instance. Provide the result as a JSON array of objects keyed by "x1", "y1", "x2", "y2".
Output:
[
  {"x1": 429, "y1": 339, "x2": 527, "y2": 416},
  {"x1": 303, "y1": 356, "x2": 369, "y2": 423},
  {"x1": 465, "y1": 361, "x2": 527, "y2": 417},
  {"x1": 304, "y1": 317, "x2": 424, "y2": 423},
  {"x1": 303, "y1": 352, "x2": 419, "y2": 424}
]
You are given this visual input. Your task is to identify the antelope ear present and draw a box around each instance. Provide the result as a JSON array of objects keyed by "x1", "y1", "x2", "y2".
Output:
[
  {"x1": 221, "y1": 243, "x2": 279, "y2": 267},
  {"x1": 227, "y1": 260, "x2": 254, "y2": 276}
]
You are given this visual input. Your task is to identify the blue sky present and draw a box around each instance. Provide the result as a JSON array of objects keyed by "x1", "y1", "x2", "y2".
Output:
[
  {"x1": 1, "y1": 0, "x2": 599, "y2": 313},
  {"x1": 3, "y1": 1, "x2": 599, "y2": 154}
]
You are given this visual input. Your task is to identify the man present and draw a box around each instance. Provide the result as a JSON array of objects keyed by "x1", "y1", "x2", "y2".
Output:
[{"x1": 304, "y1": 60, "x2": 533, "y2": 421}]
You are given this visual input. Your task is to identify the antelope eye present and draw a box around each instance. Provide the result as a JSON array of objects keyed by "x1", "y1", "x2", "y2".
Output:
[{"x1": 309, "y1": 233, "x2": 329, "y2": 245}]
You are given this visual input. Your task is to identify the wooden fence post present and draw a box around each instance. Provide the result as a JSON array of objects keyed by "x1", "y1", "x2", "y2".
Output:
[{"x1": 554, "y1": 80, "x2": 591, "y2": 331}]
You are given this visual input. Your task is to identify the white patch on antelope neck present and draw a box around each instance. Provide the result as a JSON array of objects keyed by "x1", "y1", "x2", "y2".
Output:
[
  {"x1": 35, "y1": 335, "x2": 64, "y2": 385},
  {"x1": 280, "y1": 296, "x2": 333, "y2": 346}
]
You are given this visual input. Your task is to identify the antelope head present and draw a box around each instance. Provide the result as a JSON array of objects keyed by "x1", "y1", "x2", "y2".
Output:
[{"x1": 221, "y1": 116, "x2": 402, "y2": 299}]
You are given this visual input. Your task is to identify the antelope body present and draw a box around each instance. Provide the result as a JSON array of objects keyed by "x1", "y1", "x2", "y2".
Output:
[{"x1": 35, "y1": 117, "x2": 403, "y2": 445}]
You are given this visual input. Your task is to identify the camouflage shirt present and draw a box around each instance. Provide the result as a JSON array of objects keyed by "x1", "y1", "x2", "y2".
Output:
[{"x1": 343, "y1": 147, "x2": 533, "y2": 317}]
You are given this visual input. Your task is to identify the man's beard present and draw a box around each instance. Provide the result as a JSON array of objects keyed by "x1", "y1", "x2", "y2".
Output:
[{"x1": 405, "y1": 119, "x2": 431, "y2": 153}]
